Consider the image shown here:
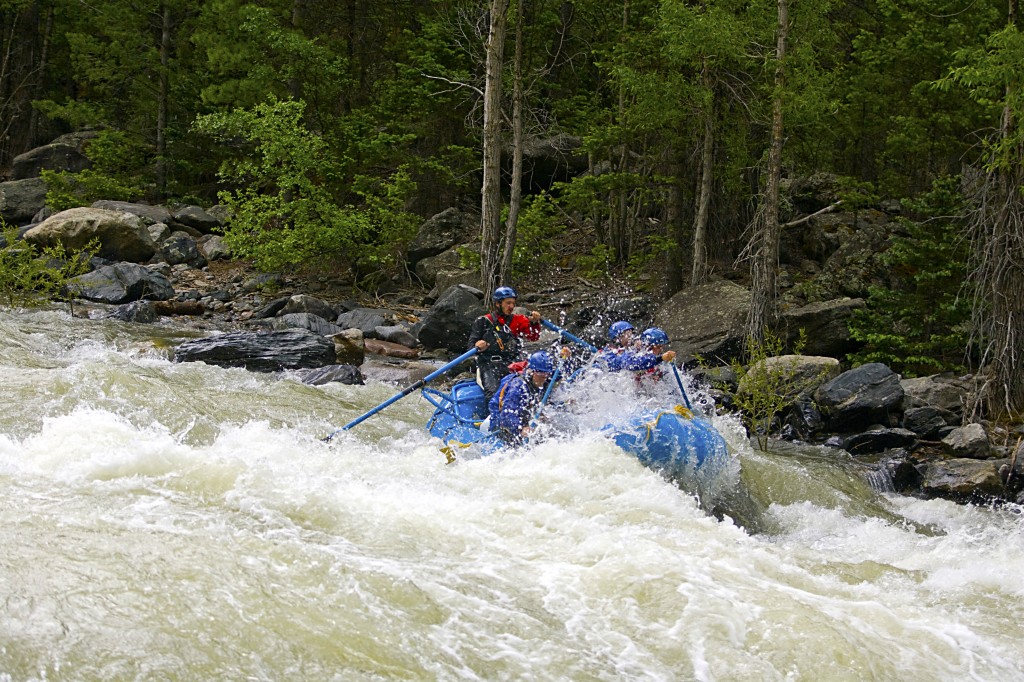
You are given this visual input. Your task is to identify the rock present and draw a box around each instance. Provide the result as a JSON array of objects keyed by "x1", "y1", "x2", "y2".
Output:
[
  {"x1": 91, "y1": 200, "x2": 172, "y2": 225},
  {"x1": 922, "y1": 458, "x2": 1005, "y2": 502},
  {"x1": 737, "y1": 355, "x2": 840, "y2": 400},
  {"x1": 280, "y1": 294, "x2": 337, "y2": 322},
  {"x1": 11, "y1": 143, "x2": 91, "y2": 179},
  {"x1": 24, "y1": 207, "x2": 157, "y2": 262},
  {"x1": 173, "y1": 328, "x2": 336, "y2": 372},
  {"x1": 427, "y1": 268, "x2": 483, "y2": 302},
  {"x1": 415, "y1": 247, "x2": 463, "y2": 287},
  {"x1": 199, "y1": 235, "x2": 230, "y2": 260},
  {"x1": 106, "y1": 300, "x2": 157, "y2": 323},
  {"x1": 66, "y1": 263, "x2": 175, "y2": 304},
  {"x1": 148, "y1": 222, "x2": 172, "y2": 243},
  {"x1": 416, "y1": 284, "x2": 485, "y2": 353},
  {"x1": 901, "y1": 374, "x2": 974, "y2": 416},
  {"x1": 407, "y1": 207, "x2": 476, "y2": 266},
  {"x1": 365, "y1": 338, "x2": 420, "y2": 359},
  {"x1": 296, "y1": 364, "x2": 364, "y2": 386},
  {"x1": 842, "y1": 427, "x2": 918, "y2": 455},
  {"x1": 329, "y1": 329, "x2": 366, "y2": 366},
  {"x1": 814, "y1": 363, "x2": 904, "y2": 431},
  {"x1": 374, "y1": 324, "x2": 419, "y2": 348},
  {"x1": 778, "y1": 297, "x2": 865, "y2": 358},
  {"x1": 654, "y1": 279, "x2": 750, "y2": 364},
  {"x1": 271, "y1": 312, "x2": 343, "y2": 337},
  {"x1": 336, "y1": 308, "x2": 388, "y2": 337},
  {"x1": 157, "y1": 233, "x2": 207, "y2": 268},
  {"x1": 0, "y1": 178, "x2": 48, "y2": 225},
  {"x1": 941, "y1": 423, "x2": 991, "y2": 459},
  {"x1": 902, "y1": 406, "x2": 952, "y2": 439},
  {"x1": 172, "y1": 205, "x2": 221, "y2": 233}
]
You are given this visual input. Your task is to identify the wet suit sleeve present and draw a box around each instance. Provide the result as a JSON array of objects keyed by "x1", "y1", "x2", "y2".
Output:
[{"x1": 467, "y1": 315, "x2": 491, "y2": 349}]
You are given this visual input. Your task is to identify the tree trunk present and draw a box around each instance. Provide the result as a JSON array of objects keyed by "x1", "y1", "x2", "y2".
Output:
[
  {"x1": 969, "y1": 0, "x2": 1024, "y2": 418},
  {"x1": 156, "y1": 2, "x2": 171, "y2": 199},
  {"x1": 480, "y1": 0, "x2": 510, "y2": 293},
  {"x1": 692, "y1": 75, "x2": 715, "y2": 286},
  {"x1": 746, "y1": 0, "x2": 788, "y2": 342},
  {"x1": 500, "y1": 0, "x2": 525, "y2": 280}
]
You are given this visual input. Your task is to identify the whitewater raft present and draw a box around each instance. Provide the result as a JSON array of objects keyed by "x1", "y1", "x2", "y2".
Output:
[{"x1": 422, "y1": 379, "x2": 730, "y2": 479}]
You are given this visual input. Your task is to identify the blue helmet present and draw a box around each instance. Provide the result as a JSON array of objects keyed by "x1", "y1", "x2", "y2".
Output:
[
  {"x1": 527, "y1": 351, "x2": 554, "y2": 373},
  {"x1": 640, "y1": 327, "x2": 669, "y2": 346},
  {"x1": 608, "y1": 320, "x2": 634, "y2": 340},
  {"x1": 493, "y1": 286, "x2": 517, "y2": 302}
]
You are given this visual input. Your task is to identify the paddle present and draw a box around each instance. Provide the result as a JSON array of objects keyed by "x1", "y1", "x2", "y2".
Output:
[
  {"x1": 540, "y1": 319, "x2": 598, "y2": 352},
  {"x1": 323, "y1": 347, "x2": 479, "y2": 441},
  {"x1": 669, "y1": 362, "x2": 694, "y2": 411}
]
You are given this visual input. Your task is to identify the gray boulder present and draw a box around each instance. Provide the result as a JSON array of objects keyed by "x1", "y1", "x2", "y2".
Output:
[
  {"x1": 779, "y1": 297, "x2": 865, "y2": 358},
  {"x1": 654, "y1": 279, "x2": 750, "y2": 364},
  {"x1": 902, "y1": 406, "x2": 953, "y2": 439},
  {"x1": 815, "y1": 363, "x2": 904, "y2": 431},
  {"x1": 337, "y1": 308, "x2": 388, "y2": 337},
  {"x1": 67, "y1": 263, "x2": 174, "y2": 304},
  {"x1": 173, "y1": 328, "x2": 336, "y2": 372},
  {"x1": 172, "y1": 205, "x2": 221, "y2": 233},
  {"x1": 91, "y1": 200, "x2": 172, "y2": 225},
  {"x1": 199, "y1": 235, "x2": 230, "y2": 260},
  {"x1": 24, "y1": 207, "x2": 157, "y2": 262},
  {"x1": 271, "y1": 312, "x2": 343, "y2": 337},
  {"x1": 0, "y1": 178, "x2": 48, "y2": 224},
  {"x1": 941, "y1": 423, "x2": 991, "y2": 459},
  {"x1": 375, "y1": 324, "x2": 419, "y2": 348},
  {"x1": 922, "y1": 458, "x2": 1005, "y2": 502},
  {"x1": 407, "y1": 207, "x2": 477, "y2": 266},
  {"x1": 280, "y1": 294, "x2": 337, "y2": 322},
  {"x1": 416, "y1": 284, "x2": 485, "y2": 353},
  {"x1": 901, "y1": 374, "x2": 973, "y2": 416},
  {"x1": 158, "y1": 233, "x2": 207, "y2": 268},
  {"x1": 11, "y1": 143, "x2": 91, "y2": 179}
]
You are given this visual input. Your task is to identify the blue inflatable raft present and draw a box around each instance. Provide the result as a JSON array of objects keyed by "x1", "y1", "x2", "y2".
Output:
[{"x1": 421, "y1": 380, "x2": 730, "y2": 479}]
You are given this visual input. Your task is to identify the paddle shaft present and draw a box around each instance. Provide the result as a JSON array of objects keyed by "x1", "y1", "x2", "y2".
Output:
[
  {"x1": 670, "y1": 363, "x2": 693, "y2": 410},
  {"x1": 540, "y1": 319, "x2": 598, "y2": 352},
  {"x1": 324, "y1": 347, "x2": 479, "y2": 440}
]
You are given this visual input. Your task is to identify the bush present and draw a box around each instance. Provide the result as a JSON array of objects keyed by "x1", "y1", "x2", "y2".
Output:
[{"x1": 0, "y1": 223, "x2": 96, "y2": 310}]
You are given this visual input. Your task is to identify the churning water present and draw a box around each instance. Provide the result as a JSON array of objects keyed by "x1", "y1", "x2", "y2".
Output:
[{"x1": 1, "y1": 308, "x2": 1023, "y2": 681}]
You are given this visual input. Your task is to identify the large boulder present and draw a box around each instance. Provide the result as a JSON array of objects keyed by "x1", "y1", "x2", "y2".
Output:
[
  {"x1": 173, "y1": 328, "x2": 336, "y2": 372},
  {"x1": 415, "y1": 247, "x2": 463, "y2": 287},
  {"x1": 24, "y1": 207, "x2": 157, "y2": 262},
  {"x1": 296, "y1": 364, "x2": 364, "y2": 386},
  {"x1": 90, "y1": 200, "x2": 172, "y2": 226},
  {"x1": 654, "y1": 279, "x2": 750, "y2": 364},
  {"x1": 941, "y1": 424, "x2": 991, "y2": 459},
  {"x1": 66, "y1": 263, "x2": 174, "y2": 304},
  {"x1": 901, "y1": 374, "x2": 974, "y2": 416},
  {"x1": 407, "y1": 208, "x2": 477, "y2": 266},
  {"x1": 172, "y1": 205, "x2": 221, "y2": 234},
  {"x1": 156, "y1": 232, "x2": 206, "y2": 268},
  {"x1": 336, "y1": 308, "x2": 388, "y2": 338},
  {"x1": 814, "y1": 363, "x2": 904, "y2": 431},
  {"x1": 280, "y1": 294, "x2": 337, "y2": 322},
  {"x1": 11, "y1": 143, "x2": 91, "y2": 179},
  {"x1": 270, "y1": 312, "x2": 343, "y2": 337},
  {"x1": 922, "y1": 458, "x2": 1005, "y2": 502},
  {"x1": 738, "y1": 355, "x2": 840, "y2": 400},
  {"x1": 416, "y1": 284, "x2": 485, "y2": 353},
  {"x1": 778, "y1": 297, "x2": 865, "y2": 358},
  {"x1": 0, "y1": 178, "x2": 48, "y2": 225}
]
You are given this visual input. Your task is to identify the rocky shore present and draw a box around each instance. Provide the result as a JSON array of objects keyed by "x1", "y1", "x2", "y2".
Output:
[{"x1": 3, "y1": 149, "x2": 1022, "y2": 507}]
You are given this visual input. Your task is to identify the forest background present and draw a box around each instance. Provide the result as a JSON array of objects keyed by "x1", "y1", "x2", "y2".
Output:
[{"x1": 1, "y1": 0, "x2": 1022, "y2": 418}]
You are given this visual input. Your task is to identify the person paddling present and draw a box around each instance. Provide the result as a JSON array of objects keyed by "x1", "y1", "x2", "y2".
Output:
[
  {"x1": 488, "y1": 351, "x2": 555, "y2": 446},
  {"x1": 467, "y1": 286, "x2": 542, "y2": 400}
]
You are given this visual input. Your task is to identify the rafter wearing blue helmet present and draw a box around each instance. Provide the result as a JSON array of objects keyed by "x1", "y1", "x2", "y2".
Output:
[
  {"x1": 488, "y1": 351, "x2": 555, "y2": 446},
  {"x1": 593, "y1": 320, "x2": 635, "y2": 371},
  {"x1": 467, "y1": 285, "x2": 543, "y2": 401}
]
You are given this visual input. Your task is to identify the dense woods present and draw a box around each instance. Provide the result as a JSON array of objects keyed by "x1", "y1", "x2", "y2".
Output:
[{"x1": 1, "y1": 0, "x2": 1022, "y2": 417}]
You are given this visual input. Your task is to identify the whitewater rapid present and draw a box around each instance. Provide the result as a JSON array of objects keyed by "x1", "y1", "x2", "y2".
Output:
[{"x1": 1, "y1": 308, "x2": 1022, "y2": 681}]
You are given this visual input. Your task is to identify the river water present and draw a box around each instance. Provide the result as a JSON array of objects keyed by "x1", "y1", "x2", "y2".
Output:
[{"x1": 1, "y1": 308, "x2": 1022, "y2": 681}]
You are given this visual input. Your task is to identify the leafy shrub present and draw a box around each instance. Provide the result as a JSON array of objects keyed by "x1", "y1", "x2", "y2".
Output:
[
  {"x1": 41, "y1": 131, "x2": 148, "y2": 210},
  {"x1": 0, "y1": 223, "x2": 96, "y2": 310}
]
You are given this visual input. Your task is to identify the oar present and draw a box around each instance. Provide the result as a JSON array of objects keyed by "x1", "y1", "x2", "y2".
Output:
[
  {"x1": 540, "y1": 319, "x2": 598, "y2": 352},
  {"x1": 526, "y1": 367, "x2": 561, "y2": 443},
  {"x1": 323, "y1": 347, "x2": 479, "y2": 441},
  {"x1": 669, "y1": 363, "x2": 693, "y2": 411}
]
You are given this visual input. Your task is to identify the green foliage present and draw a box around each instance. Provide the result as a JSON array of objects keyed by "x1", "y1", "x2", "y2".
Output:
[
  {"x1": 577, "y1": 244, "x2": 615, "y2": 280},
  {"x1": 848, "y1": 176, "x2": 971, "y2": 375},
  {"x1": 0, "y1": 223, "x2": 96, "y2": 310},
  {"x1": 41, "y1": 131, "x2": 148, "y2": 210},
  {"x1": 729, "y1": 329, "x2": 826, "y2": 451},
  {"x1": 194, "y1": 97, "x2": 418, "y2": 276}
]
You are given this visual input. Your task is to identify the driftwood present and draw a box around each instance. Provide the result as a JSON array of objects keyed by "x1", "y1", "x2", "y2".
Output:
[{"x1": 153, "y1": 300, "x2": 204, "y2": 316}]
